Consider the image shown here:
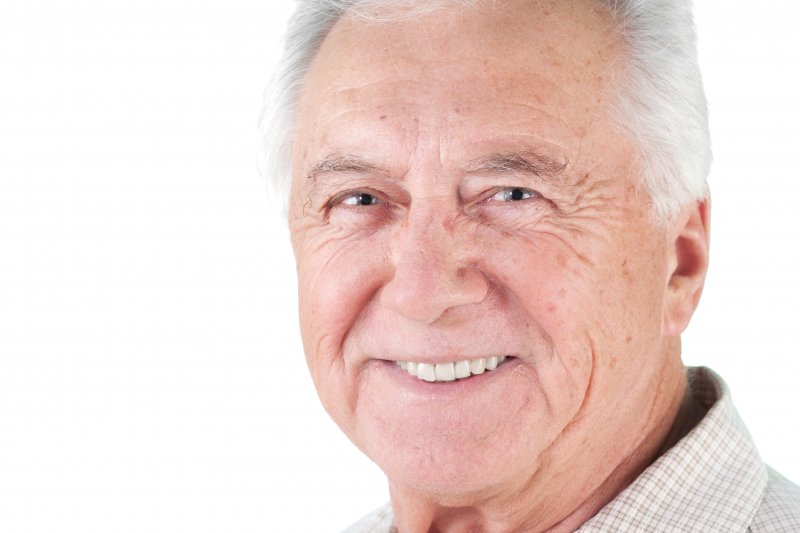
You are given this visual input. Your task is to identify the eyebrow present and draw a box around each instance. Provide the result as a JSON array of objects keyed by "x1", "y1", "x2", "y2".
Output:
[
  {"x1": 463, "y1": 151, "x2": 569, "y2": 180},
  {"x1": 304, "y1": 149, "x2": 571, "y2": 190},
  {"x1": 305, "y1": 153, "x2": 389, "y2": 185}
]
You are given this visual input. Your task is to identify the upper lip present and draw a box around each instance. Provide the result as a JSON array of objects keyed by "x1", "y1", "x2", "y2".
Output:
[{"x1": 382, "y1": 355, "x2": 515, "y2": 363}]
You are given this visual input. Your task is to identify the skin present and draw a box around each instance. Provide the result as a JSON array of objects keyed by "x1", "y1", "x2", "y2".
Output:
[{"x1": 288, "y1": 0, "x2": 710, "y2": 531}]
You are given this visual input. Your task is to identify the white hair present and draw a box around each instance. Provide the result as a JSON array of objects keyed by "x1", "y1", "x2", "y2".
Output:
[{"x1": 259, "y1": 0, "x2": 711, "y2": 223}]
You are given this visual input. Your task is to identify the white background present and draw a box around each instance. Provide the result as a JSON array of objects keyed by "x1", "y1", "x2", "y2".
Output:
[{"x1": 0, "y1": 1, "x2": 798, "y2": 531}]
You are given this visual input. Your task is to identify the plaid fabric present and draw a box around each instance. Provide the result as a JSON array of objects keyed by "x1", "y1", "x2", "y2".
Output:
[{"x1": 343, "y1": 367, "x2": 800, "y2": 532}]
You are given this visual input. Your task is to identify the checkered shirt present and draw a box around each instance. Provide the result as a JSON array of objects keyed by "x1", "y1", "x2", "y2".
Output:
[{"x1": 343, "y1": 367, "x2": 800, "y2": 532}]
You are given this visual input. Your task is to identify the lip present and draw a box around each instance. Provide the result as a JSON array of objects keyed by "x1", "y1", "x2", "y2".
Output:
[{"x1": 374, "y1": 356, "x2": 521, "y2": 397}]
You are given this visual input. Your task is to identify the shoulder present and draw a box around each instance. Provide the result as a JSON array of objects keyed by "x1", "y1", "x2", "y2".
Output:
[
  {"x1": 749, "y1": 467, "x2": 800, "y2": 532},
  {"x1": 341, "y1": 502, "x2": 395, "y2": 533}
]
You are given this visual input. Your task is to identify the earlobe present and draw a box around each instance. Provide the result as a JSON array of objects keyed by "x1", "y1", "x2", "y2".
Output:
[{"x1": 661, "y1": 198, "x2": 711, "y2": 337}]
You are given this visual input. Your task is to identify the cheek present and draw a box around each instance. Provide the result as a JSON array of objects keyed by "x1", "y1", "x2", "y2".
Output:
[
  {"x1": 489, "y1": 218, "x2": 666, "y2": 385},
  {"x1": 481, "y1": 226, "x2": 594, "y2": 343},
  {"x1": 605, "y1": 244, "x2": 668, "y2": 362},
  {"x1": 476, "y1": 228, "x2": 597, "y2": 414},
  {"x1": 295, "y1": 230, "x2": 391, "y2": 414}
]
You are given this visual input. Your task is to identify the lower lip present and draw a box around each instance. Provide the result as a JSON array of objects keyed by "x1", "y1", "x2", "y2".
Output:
[{"x1": 378, "y1": 357, "x2": 520, "y2": 396}]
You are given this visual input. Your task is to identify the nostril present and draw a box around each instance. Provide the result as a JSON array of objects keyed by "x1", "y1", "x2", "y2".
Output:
[
  {"x1": 379, "y1": 261, "x2": 489, "y2": 324},
  {"x1": 458, "y1": 266, "x2": 489, "y2": 293}
]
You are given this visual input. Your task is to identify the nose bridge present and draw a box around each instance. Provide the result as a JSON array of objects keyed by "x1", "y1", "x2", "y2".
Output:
[
  {"x1": 403, "y1": 199, "x2": 455, "y2": 261},
  {"x1": 381, "y1": 199, "x2": 488, "y2": 323},
  {"x1": 393, "y1": 195, "x2": 465, "y2": 276}
]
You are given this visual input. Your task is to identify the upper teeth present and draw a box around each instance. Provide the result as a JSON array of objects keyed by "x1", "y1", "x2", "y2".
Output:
[{"x1": 395, "y1": 356, "x2": 508, "y2": 382}]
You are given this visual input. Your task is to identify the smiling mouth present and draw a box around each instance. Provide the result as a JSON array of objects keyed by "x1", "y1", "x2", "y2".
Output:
[{"x1": 394, "y1": 356, "x2": 510, "y2": 383}]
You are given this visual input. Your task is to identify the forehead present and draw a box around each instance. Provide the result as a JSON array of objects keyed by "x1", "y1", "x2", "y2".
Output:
[{"x1": 293, "y1": 0, "x2": 626, "y2": 178}]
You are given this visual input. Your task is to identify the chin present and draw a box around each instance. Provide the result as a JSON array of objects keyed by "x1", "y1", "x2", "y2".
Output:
[
  {"x1": 340, "y1": 357, "x2": 557, "y2": 498},
  {"x1": 379, "y1": 448, "x2": 511, "y2": 498},
  {"x1": 358, "y1": 414, "x2": 541, "y2": 500}
]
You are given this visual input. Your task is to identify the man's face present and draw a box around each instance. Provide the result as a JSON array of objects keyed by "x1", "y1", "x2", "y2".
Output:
[{"x1": 289, "y1": 0, "x2": 679, "y2": 496}]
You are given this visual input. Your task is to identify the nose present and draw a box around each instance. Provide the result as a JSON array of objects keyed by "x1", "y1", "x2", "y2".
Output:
[{"x1": 379, "y1": 208, "x2": 489, "y2": 324}]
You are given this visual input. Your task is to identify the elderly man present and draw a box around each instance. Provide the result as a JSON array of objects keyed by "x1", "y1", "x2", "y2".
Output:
[{"x1": 263, "y1": 0, "x2": 800, "y2": 531}]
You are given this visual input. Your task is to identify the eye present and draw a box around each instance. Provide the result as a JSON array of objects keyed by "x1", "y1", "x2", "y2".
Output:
[
  {"x1": 336, "y1": 192, "x2": 386, "y2": 207},
  {"x1": 325, "y1": 190, "x2": 395, "y2": 225},
  {"x1": 488, "y1": 187, "x2": 537, "y2": 202}
]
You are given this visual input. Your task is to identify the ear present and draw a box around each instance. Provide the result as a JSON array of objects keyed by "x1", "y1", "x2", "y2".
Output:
[{"x1": 661, "y1": 198, "x2": 711, "y2": 337}]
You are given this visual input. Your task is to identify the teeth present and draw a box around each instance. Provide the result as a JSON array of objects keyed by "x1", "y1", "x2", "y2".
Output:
[
  {"x1": 435, "y1": 362, "x2": 456, "y2": 382},
  {"x1": 470, "y1": 357, "x2": 486, "y2": 375},
  {"x1": 454, "y1": 360, "x2": 471, "y2": 379},
  {"x1": 417, "y1": 362, "x2": 436, "y2": 382},
  {"x1": 396, "y1": 356, "x2": 510, "y2": 382}
]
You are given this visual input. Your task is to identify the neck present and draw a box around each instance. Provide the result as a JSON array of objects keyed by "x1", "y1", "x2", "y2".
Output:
[{"x1": 388, "y1": 346, "x2": 701, "y2": 532}]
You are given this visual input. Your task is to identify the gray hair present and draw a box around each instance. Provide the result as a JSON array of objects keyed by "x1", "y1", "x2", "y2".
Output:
[{"x1": 259, "y1": 0, "x2": 710, "y2": 223}]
